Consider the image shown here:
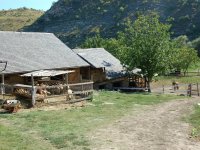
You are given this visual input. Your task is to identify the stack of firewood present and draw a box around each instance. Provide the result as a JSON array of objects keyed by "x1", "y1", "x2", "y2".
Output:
[
  {"x1": 40, "y1": 81, "x2": 64, "y2": 95},
  {"x1": 14, "y1": 88, "x2": 31, "y2": 98}
]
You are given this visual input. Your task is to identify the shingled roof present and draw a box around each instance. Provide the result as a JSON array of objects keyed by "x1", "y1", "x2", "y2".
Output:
[
  {"x1": 73, "y1": 48, "x2": 125, "y2": 79},
  {"x1": 0, "y1": 31, "x2": 89, "y2": 74}
]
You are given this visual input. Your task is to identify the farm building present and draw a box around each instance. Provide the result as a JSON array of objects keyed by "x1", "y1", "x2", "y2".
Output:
[
  {"x1": 0, "y1": 31, "x2": 93, "y2": 106},
  {"x1": 74, "y1": 48, "x2": 145, "y2": 90}
]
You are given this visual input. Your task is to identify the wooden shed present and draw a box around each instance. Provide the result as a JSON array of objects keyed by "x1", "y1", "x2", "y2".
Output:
[
  {"x1": 74, "y1": 48, "x2": 145, "y2": 90},
  {"x1": 0, "y1": 31, "x2": 93, "y2": 105},
  {"x1": 0, "y1": 31, "x2": 90, "y2": 84}
]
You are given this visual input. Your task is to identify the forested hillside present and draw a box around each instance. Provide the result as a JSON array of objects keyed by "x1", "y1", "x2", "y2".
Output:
[
  {"x1": 23, "y1": 0, "x2": 200, "y2": 48},
  {"x1": 0, "y1": 8, "x2": 43, "y2": 31}
]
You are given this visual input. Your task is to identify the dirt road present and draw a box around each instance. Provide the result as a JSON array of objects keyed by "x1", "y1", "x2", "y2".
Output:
[{"x1": 89, "y1": 98, "x2": 200, "y2": 150}]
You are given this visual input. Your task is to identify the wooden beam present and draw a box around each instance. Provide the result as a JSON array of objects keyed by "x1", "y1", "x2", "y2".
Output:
[
  {"x1": 1, "y1": 73, "x2": 4, "y2": 95},
  {"x1": 1, "y1": 73, "x2": 5, "y2": 100}
]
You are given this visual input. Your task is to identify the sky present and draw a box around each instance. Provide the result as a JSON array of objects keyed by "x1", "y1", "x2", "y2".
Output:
[{"x1": 0, "y1": 0, "x2": 58, "y2": 11}]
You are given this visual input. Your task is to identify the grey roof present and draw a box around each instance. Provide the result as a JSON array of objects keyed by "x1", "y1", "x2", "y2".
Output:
[
  {"x1": 0, "y1": 31, "x2": 89, "y2": 74},
  {"x1": 73, "y1": 48, "x2": 125, "y2": 79}
]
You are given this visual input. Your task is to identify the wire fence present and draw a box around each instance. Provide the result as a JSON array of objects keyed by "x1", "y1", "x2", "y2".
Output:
[{"x1": 152, "y1": 83, "x2": 200, "y2": 97}]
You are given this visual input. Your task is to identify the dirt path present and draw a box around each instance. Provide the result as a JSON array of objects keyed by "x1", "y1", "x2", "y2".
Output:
[{"x1": 89, "y1": 98, "x2": 200, "y2": 150}]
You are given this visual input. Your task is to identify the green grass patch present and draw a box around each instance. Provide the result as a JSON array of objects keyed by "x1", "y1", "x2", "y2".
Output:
[
  {"x1": 0, "y1": 124, "x2": 48, "y2": 150},
  {"x1": 152, "y1": 76, "x2": 200, "y2": 88},
  {"x1": 187, "y1": 105, "x2": 200, "y2": 139},
  {"x1": 0, "y1": 8, "x2": 43, "y2": 31},
  {"x1": 0, "y1": 91, "x2": 180, "y2": 149}
]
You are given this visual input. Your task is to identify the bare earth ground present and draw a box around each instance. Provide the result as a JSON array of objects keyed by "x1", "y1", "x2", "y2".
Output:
[{"x1": 88, "y1": 97, "x2": 200, "y2": 150}]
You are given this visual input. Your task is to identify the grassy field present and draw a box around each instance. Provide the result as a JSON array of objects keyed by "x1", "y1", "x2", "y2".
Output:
[
  {"x1": 152, "y1": 76, "x2": 200, "y2": 88},
  {"x1": 0, "y1": 91, "x2": 180, "y2": 150},
  {"x1": 151, "y1": 61, "x2": 200, "y2": 88},
  {"x1": 0, "y1": 8, "x2": 43, "y2": 31}
]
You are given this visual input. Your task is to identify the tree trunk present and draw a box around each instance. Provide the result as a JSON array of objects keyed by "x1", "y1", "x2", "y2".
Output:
[
  {"x1": 147, "y1": 80, "x2": 151, "y2": 92},
  {"x1": 146, "y1": 76, "x2": 151, "y2": 93}
]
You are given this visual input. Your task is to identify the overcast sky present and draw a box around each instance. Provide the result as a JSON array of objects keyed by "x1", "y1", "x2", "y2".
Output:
[{"x1": 0, "y1": 0, "x2": 58, "y2": 11}]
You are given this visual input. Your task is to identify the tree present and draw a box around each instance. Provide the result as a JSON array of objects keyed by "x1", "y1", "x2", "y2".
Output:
[
  {"x1": 117, "y1": 14, "x2": 171, "y2": 92},
  {"x1": 81, "y1": 34, "x2": 120, "y2": 57},
  {"x1": 188, "y1": 36, "x2": 200, "y2": 56},
  {"x1": 170, "y1": 36, "x2": 199, "y2": 75}
]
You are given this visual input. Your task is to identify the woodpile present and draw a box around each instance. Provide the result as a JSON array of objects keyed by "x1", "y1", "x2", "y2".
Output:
[
  {"x1": 13, "y1": 83, "x2": 50, "y2": 103},
  {"x1": 37, "y1": 81, "x2": 64, "y2": 95},
  {"x1": 14, "y1": 88, "x2": 31, "y2": 98}
]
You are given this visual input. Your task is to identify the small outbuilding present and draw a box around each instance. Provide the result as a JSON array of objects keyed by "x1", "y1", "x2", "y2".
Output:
[{"x1": 74, "y1": 48, "x2": 145, "y2": 90}]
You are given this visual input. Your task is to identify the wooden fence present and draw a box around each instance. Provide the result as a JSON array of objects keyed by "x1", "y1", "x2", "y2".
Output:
[{"x1": 0, "y1": 81, "x2": 94, "y2": 107}]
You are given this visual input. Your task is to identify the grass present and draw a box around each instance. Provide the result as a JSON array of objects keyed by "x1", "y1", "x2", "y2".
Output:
[
  {"x1": 152, "y1": 76, "x2": 200, "y2": 88},
  {"x1": 187, "y1": 105, "x2": 200, "y2": 139},
  {"x1": 0, "y1": 8, "x2": 43, "y2": 31},
  {"x1": 0, "y1": 91, "x2": 181, "y2": 150},
  {"x1": 152, "y1": 61, "x2": 200, "y2": 88}
]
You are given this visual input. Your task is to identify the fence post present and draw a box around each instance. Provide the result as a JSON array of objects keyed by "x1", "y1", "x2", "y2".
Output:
[
  {"x1": 162, "y1": 85, "x2": 165, "y2": 94},
  {"x1": 65, "y1": 73, "x2": 69, "y2": 101},
  {"x1": 31, "y1": 74, "x2": 36, "y2": 107},
  {"x1": 1, "y1": 73, "x2": 5, "y2": 100},
  {"x1": 188, "y1": 84, "x2": 192, "y2": 97},
  {"x1": 197, "y1": 83, "x2": 200, "y2": 96},
  {"x1": 1, "y1": 73, "x2": 4, "y2": 93}
]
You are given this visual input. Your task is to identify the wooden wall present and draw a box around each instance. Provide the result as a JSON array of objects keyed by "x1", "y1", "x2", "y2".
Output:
[
  {"x1": 80, "y1": 67, "x2": 90, "y2": 80},
  {"x1": 0, "y1": 74, "x2": 24, "y2": 84},
  {"x1": 91, "y1": 68, "x2": 106, "y2": 83},
  {"x1": 68, "y1": 68, "x2": 81, "y2": 83},
  {"x1": 1, "y1": 67, "x2": 89, "y2": 85}
]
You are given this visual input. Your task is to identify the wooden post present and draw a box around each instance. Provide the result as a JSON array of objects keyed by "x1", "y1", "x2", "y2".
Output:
[
  {"x1": 80, "y1": 75, "x2": 83, "y2": 91},
  {"x1": 80, "y1": 75, "x2": 82, "y2": 82},
  {"x1": 65, "y1": 73, "x2": 68, "y2": 90},
  {"x1": 65, "y1": 73, "x2": 68, "y2": 85},
  {"x1": 65, "y1": 73, "x2": 69, "y2": 101},
  {"x1": 188, "y1": 84, "x2": 192, "y2": 97},
  {"x1": 1, "y1": 73, "x2": 4, "y2": 94},
  {"x1": 91, "y1": 82, "x2": 94, "y2": 101},
  {"x1": 31, "y1": 74, "x2": 36, "y2": 107},
  {"x1": 1, "y1": 73, "x2": 5, "y2": 100},
  {"x1": 88, "y1": 67, "x2": 91, "y2": 80},
  {"x1": 197, "y1": 83, "x2": 199, "y2": 96},
  {"x1": 91, "y1": 75, "x2": 93, "y2": 81},
  {"x1": 162, "y1": 85, "x2": 165, "y2": 94}
]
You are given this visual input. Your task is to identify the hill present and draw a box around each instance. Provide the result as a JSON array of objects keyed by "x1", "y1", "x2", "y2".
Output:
[
  {"x1": 0, "y1": 8, "x2": 43, "y2": 31},
  {"x1": 23, "y1": 0, "x2": 200, "y2": 48}
]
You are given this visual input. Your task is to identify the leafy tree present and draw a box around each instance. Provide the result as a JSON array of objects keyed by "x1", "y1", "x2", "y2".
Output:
[
  {"x1": 188, "y1": 37, "x2": 200, "y2": 56},
  {"x1": 81, "y1": 34, "x2": 119, "y2": 56},
  {"x1": 82, "y1": 14, "x2": 199, "y2": 92},
  {"x1": 170, "y1": 36, "x2": 199, "y2": 75},
  {"x1": 117, "y1": 14, "x2": 171, "y2": 92}
]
